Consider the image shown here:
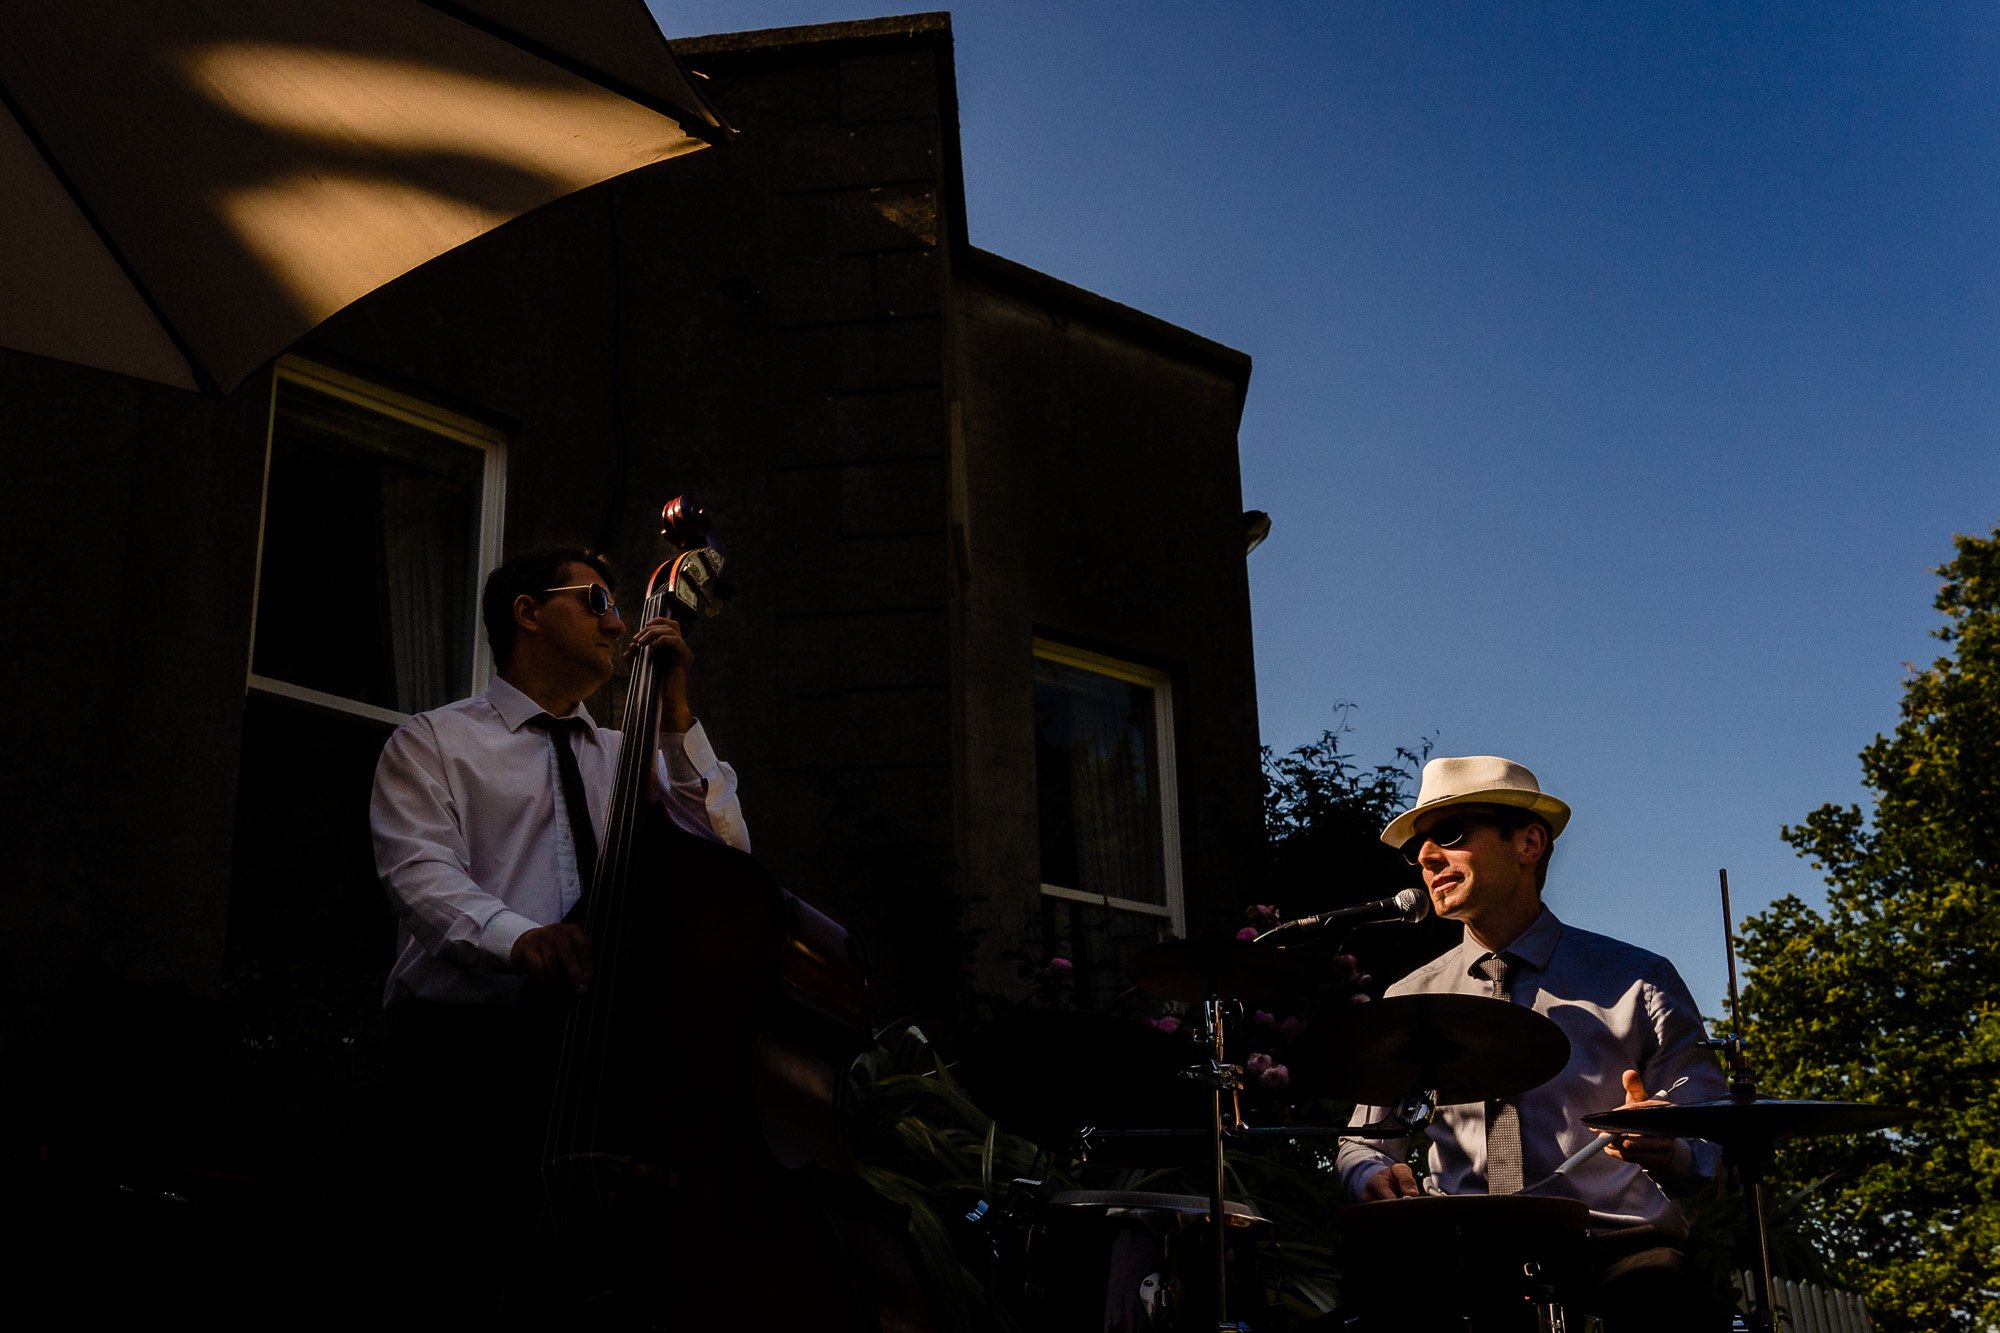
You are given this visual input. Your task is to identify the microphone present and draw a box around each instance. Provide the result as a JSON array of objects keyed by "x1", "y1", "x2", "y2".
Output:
[{"x1": 1265, "y1": 888, "x2": 1431, "y2": 936}]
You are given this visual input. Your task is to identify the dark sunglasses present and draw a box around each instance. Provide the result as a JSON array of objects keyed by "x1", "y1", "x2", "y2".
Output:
[
  {"x1": 1400, "y1": 812, "x2": 1503, "y2": 865},
  {"x1": 540, "y1": 583, "x2": 620, "y2": 618}
]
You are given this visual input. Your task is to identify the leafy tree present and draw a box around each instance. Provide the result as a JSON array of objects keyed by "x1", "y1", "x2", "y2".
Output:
[
  {"x1": 1736, "y1": 525, "x2": 2000, "y2": 1333},
  {"x1": 1260, "y1": 709, "x2": 1454, "y2": 989}
]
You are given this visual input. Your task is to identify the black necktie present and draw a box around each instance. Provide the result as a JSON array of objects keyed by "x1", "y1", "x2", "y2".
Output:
[
  {"x1": 529, "y1": 713, "x2": 597, "y2": 900},
  {"x1": 1473, "y1": 952, "x2": 1524, "y2": 1194}
]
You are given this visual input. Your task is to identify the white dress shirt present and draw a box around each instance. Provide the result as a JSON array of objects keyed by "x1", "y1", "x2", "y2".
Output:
[
  {"x1": 371, "y1": 675, "x2": 750, "y2": 1007},
  {"x1": 1334, "y1": 906, "x2": 1728, "y2": 1234}
]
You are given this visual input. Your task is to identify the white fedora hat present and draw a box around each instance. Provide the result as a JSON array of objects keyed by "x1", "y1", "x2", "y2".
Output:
[{"x1": 1380, "y1": 755, "x2": 1572, "y2": 848}]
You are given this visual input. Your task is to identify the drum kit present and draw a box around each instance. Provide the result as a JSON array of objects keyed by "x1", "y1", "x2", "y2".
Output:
[{"x1": 953, "y1": 873, "x2": 1911, "y2": 1333}]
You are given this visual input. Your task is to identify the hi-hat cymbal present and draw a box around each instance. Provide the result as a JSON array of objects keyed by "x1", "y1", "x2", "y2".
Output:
[
  {"x1": 1126, "y1": 938, "x2": 1301, "y2": 1003},
  {"x1": 952, "y1": 1010, "x2": 1210, "y2": 1147},
  {"x1": 1300, "y1": 993, "x2": 1571, "y2": 1106},
  {"x1": 1584, "y1": 1097, "x2": 1911, "y2": 1145}
]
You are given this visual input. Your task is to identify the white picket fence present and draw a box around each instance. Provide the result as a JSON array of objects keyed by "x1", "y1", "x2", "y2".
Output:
[{"x1": 1734, "y1": 1272, "x2": 1875, "y2": 1332}]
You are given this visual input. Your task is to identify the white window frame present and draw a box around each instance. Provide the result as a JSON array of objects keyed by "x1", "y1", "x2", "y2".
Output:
[
  {"x1": 246, "y1": 357, "x2": 507, "y2": 726},
  {"x1": 1032, "y1": 638, "x2": 1185, "y2": 935}
]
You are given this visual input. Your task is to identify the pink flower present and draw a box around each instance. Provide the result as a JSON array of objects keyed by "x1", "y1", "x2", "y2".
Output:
[
  {"x1": 1155, "y1": 1016, "x2": 1182, "y2": 1036},
  {"x1": 1253, "y1": 904, "x2": 1278, "y2": 921},
  {"x1": 1244, "y1": 1052, "x2": 1273, "y2": 1075},
  {"x1": 1259, "y1": 1063, "x2": 1291, "y2": 1091},
  {"x1": 1253, "y1": 1009, "x2": 1276, "y2": 1027},
  {"x1": 1280, "y1": 1016, "x2": 1302, "y2": 1038},
  {"x1": 1235, "y1": 926, "x2": 1258, "y2": 941},
  {"x1": 1046, "y1": 956, "x2": 1073, "y2": 975}
]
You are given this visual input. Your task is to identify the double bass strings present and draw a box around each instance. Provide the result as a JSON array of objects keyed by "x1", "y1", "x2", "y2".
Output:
[{"x1": 539, "y1": 579, "x2": 672, "y2": 1305}]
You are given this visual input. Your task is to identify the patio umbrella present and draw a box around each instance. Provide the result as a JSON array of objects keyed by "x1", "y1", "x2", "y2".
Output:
[{"x1": 0, "y1": 0, "x2": 726, "y2": 394}]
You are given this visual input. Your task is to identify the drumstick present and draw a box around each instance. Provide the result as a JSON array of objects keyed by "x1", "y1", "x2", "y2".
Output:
[{"x1": 1552, "y1": 1076, "x2": 1690, "y2": 1176}]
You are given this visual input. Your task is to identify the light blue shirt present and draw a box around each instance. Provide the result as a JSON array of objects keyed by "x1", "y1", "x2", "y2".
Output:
[
  {"x1": 1334, "y1": 906, "x2": 1728, "y2": 1233},
  {"x1": 371, "y1": 675, "x2": 749, "y2": 1006}
]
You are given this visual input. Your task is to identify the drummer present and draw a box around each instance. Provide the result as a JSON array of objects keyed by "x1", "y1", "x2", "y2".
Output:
[{"x1": 1333, "y1": 756, "x2": 1730, "y2": 1331}]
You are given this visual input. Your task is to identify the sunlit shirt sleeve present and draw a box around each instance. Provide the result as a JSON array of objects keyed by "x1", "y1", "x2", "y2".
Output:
[{"x1": 371, "y1": 678, "x2": 751, "y2": 1007}]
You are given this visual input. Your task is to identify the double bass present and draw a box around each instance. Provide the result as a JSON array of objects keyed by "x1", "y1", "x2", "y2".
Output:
[{"x1": 522, "y1": 498, "x2": 931, "y2": 1330}]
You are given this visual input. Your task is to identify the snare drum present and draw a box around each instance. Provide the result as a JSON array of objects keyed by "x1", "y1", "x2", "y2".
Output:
[
  {"x1": 1334, "y1": 1195, "x2": 1592, "y2": 1332},
  {"x1": 1022, "y1": 1190, "x2": 1273, "y2": 1332}
]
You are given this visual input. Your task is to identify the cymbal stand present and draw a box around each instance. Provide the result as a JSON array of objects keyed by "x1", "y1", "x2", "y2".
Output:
[
  {"x1": 1183, "y1": 986, "x2": 1245, "y2": 1331},
  {"x1": 1708, "y1": 869, "x2": 1777, "y2": 1333}
]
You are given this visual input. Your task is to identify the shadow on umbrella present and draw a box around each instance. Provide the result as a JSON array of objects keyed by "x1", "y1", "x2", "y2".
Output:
[{"x1": 0, "y1": 0, "x2": 725, "y2": 393}]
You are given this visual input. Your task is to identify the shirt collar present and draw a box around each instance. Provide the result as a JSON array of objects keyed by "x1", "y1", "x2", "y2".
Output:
[
  {"x1": 1459, "y1": 904, "x2": 1563, "y2": 977},
  {"x1": 485, "y1": 674, "x2": 600, "y2": 738},
  {"x1": 1502, "y1": 905, "x2": 1563, "y2": 971}
]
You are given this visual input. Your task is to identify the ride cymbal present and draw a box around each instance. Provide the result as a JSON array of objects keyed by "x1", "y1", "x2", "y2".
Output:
[
  {"x1": 1584, "y1": 1097, "x2": 1910, "y2": 1145},
  {"x1": 1299, "y1": 993, "x2": 1571, "y2": 1106}
]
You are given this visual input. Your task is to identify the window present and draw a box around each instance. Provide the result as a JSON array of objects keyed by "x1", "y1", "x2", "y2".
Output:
[
  {"x1": 1033, "y1": 640, "x2": 1182, "y2": 1006},
  {"x1": 247, "y1": 359, "x2": 505, "y2": 724},
  {"x1": 227, "y1": 359, "x2": 504, "y2": 1006}
]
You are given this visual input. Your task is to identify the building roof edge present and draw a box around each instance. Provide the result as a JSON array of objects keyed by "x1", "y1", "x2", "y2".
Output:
[{"x1": 962, "y1": 246, "x2": 1253, "y2": 392}]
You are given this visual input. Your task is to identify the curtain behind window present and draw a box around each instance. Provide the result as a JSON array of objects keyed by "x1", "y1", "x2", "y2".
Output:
[{"x1": 1034, "y1": 658, "x2": 1165, "y2": 905}]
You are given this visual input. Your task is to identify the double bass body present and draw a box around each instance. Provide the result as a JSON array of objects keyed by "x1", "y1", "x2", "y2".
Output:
[{"x1": 527, "y1": 503, "x2": 928, "y2": 1329}]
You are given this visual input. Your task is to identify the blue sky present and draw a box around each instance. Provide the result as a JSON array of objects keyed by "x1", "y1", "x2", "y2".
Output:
[{"x1": 655, "y1": 1, "x2": 2000, "y2": 1013}]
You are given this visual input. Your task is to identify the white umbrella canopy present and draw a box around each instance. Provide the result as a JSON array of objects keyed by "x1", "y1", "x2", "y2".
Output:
[{"x1": 0, "y1": 0, "x2": 726, "y2": 394}]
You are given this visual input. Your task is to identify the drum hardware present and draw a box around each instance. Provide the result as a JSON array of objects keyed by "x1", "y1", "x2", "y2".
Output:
[
  {"x1": 1334, "y1": 1195, "x2": 1593, "y2": 1331},
  {"x1": 1584, "y1": 871, "x2": 1913, "y2": 1333},
  {"x1": 963, "y1": 1177, "x2": 1052, "y2": 1322},
  {"x1": 1342, "y1": 1086, "x2": 1443, "y2": 1141},
  {"x1": 1197, "y1": 992, "x2": 1245, "y2": 1328},
  {"x1": 1021, "y1": 1190, "x2": 1274, "y2": 1333},
  {"x1": 1522, "y1": 1258, "x2": 1575, "y2": 1333},
  {"x1": 959, "y1": 931, "x2": 1582, "y2": 1329},
  {"x1": 1583, "y1": 1095, "x2": 1908, "y2": 1333},
  {"x1": 1125, "y1": 941, "x2": 1296, "y2": 1330}
]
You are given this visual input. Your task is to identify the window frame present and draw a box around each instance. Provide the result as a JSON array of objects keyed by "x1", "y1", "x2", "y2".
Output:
[
  {"x1": 1031, "y1": 637, "x2": 1185, "y2": 936},
  {"x1": 245, "y1": 357, "x2": 507, "y2": 726}
]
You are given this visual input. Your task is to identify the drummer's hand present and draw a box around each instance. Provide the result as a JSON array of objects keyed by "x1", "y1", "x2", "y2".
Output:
[
  {"x1": 1601, "y1": 1068, "x2": 1677, "y2": 1172},
  {"x1": 1361, "y1": 1163, "x2": 1421, "y2": 1202}
]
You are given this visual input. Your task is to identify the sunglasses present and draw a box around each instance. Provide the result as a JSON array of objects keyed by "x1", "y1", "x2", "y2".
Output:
[
  {"x1": 540, "y1": 583, "x2": 620, "y2": 618},
  {"x1": 1400, "y1": 812, "x2": 1504, "y2": 865}
]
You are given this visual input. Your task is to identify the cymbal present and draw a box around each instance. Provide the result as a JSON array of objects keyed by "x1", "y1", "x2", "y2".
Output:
[
  {"x1": 951, "y1": 1010, "x2": 1211, "y2": 1146},
  {"x1": 1300, "y1": 993, "x2": 1571, "y2": 1106},
  {"x1": 1584, "y1": 1097, "x2": 1911, "y2": 1145},
  {"x1": 1126, "y1": 938, "x2": 1300, "y2": 1003}
]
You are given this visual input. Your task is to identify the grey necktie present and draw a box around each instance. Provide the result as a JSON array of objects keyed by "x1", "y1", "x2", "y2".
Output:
[{"x1": 1473, "y1": 953, "x2": 1524, "y2": 1194}]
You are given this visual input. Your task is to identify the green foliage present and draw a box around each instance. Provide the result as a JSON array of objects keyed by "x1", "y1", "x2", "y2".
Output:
[
  {"x1": 1262, "y1": 704, "x2": 1427, "y2": 870},
  {"x1": 1261, "y1": 711, "x2": 1456, "y2": 991},
  {"x1": 847, "y1": 1022, "x2": 1057, "y2": 1332},
  {"x1": 1736, "y1": 525, "x2": 2000, "y2": 1333}
]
